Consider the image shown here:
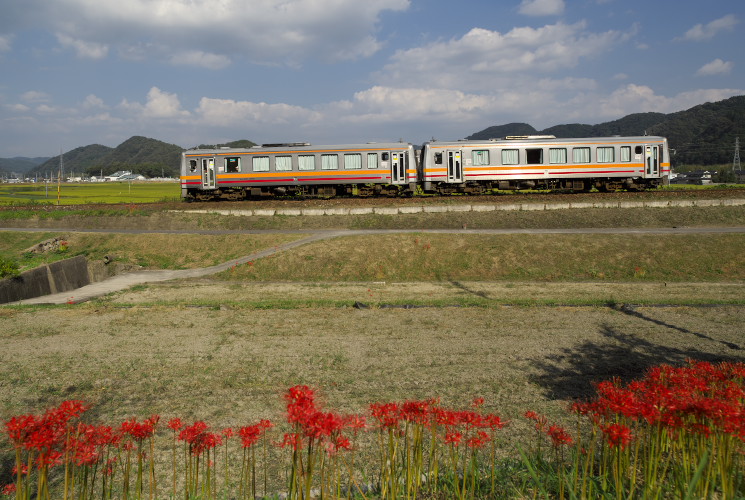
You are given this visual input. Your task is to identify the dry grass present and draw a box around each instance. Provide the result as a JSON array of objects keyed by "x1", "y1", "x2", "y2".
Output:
[
  {"x1": 1, "y1": 304, "x2": 742, "y2": 424},
  {"x1": 219, "y1": 233, "x2": 745, "y2": 283}
]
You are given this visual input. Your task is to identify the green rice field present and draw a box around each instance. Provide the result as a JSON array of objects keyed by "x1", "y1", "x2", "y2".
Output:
[{"x1": 0, "y1": 181, "x2": 181, "y2": 205}]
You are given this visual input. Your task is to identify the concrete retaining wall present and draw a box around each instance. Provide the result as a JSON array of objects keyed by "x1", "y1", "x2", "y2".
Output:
[
  {"x1": 173, "y1": 198, "x2": 745, "y2": 218},
  {"x1": 0, "y1": 255, "x2": 91, "y2": 304}
]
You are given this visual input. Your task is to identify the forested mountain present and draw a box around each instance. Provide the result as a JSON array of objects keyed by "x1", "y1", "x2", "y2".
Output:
[
  {"x1": 25, "y1": 137, "x2": 259, "y2": 179},
  {"x1": 30, "y1": 137, "x2": 183, "y2": 178},
  {"x1": 0, "y1": 157, "x2": 49, "y2": 176},
  {"x1": 467, "y1": 95, "x2": 744, "y2": 166}
]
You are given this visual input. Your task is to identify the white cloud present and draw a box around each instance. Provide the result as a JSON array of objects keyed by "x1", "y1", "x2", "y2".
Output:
[
  {"x1": 56, "y1": 33, "x2": 108, "y2": 59},
  {"x1": 141, "y1": 87, "x2": 190, "y2": 119},
  {"x1": 7, "y1": 103, "x2": 30, "y2": 112},
  {"x1": 696, "y1": 58, "x2": 733, "y2": 76},
  {"x1": 169, "y1": 51, "x2": 231, "y2": 70},
  {"x1": 0, "y1": 34, "x2": 12, "y2": 52},
  {"x1": 196, "y1": 97, "x2": 322, "y2": 127},
  {"x1": 381, "y1": 22, "x2": 622, "y2": 92},
  {"x1": 21, "y1": 91, "x2": 51, "y2": 103},
  {"x1": 680, "y1": 14, "x2": 739, "y2": 41},
  {"x1": 82, "y1": 94, "x2": 106, "y2": 109},
  {"x1": 518, "y1": 0, "x2": 565, "y2": 16},
  {"x1": 23, "y1": 0, "x2": 409, "y2": 66}
]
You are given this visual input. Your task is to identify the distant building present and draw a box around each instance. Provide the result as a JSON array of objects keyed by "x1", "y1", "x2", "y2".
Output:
[{"x1": 104, "y1": 170, "x2": 132, "y2": 181}]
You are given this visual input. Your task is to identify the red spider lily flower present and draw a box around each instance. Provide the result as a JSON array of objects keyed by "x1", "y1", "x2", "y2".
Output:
[
  {"x1": 2, "y1": 483, "x2": 16, "y2": 496},
  {"x1": 603, "y1": 423, "x2": 632, "y2": 450},
  {"x1": 120, "y1": 415, "x2": 159, "y2": 441},
  {"x1": 444, "y1": 431, "x2": 463, "y2": 446},
  {"x1": 279, "y1": 432, "x2": 302, "y2": 450},
  {"x1": 484, "y1": 414, "x2": 507, "y2": 430},
  {"x1": 547, "y1": 425, "x2": 573, "y2": 447},
  {"x1": 524, "y1": 411, "x2": 548, "y2": 432},
  {"x1": 343, "y1": 414, "x2": 367, "y2": 430},
  {"x1": 466, "y1": 430, "x2": 491, "y2": 449},
  {"x1": 222, "y1": 427, "x2": 234, "y2": 439},
  {"x1": 401, "y1": 400, "x2": 431, "y2": 425},
  {"x1": 11, "y1": 465, "x2": 28, "y2": 476},
  {"x1": 4, "y1": 414, "x2": 36, "y2": 446},
  {"x1": 239, "y1": 421, "x2": 272, "y2": 449},
  {"x1": 167, "y1": 418, "x2": 183, "y2": 431},
  {"x1": 471, "y1": 397, "x2": 485, "y2": 408},
  {"x1": 370, "y1": 402, "x2": 401, "y2": 429}
]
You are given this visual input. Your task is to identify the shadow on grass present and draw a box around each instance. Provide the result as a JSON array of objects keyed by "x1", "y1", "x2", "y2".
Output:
[{"x1": 529, "y1": 305, "x2": 745, "y2": 401}]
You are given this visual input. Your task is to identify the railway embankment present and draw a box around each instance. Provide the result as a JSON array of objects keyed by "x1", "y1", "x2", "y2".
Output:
[{"x1": 171, "y1": 197, "x2": 745, "y2": 217}]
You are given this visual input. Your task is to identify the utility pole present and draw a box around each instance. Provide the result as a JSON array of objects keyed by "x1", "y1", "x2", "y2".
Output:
[{"x1": 734, "y1": 137, "x2": 741, "y2": 170}]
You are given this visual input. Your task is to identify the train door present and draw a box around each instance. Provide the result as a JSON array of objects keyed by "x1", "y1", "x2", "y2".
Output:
[
  {"x1": 390, "y1": 151, "x2": 407, "y2": 185},
  {"x1": 201, "y1": 157, "x2": 216, "y2": 189},
  {"x1": 644, "y1": 145, "x2": 660, "y2": 177},
  {"x1": 447, "y1": 150, "x2": 463, "y2": 183}
]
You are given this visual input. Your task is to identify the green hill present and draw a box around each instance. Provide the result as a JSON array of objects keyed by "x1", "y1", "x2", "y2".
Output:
[
  {"x1": 467, "y1": 95, "x2": 744, "y2": 166},
  {"x1": 0, "y1": 157, "x2": 50, "y2": 176},
  {"x1": 27, "y1": 137, "x2": 259, "y2": 179}
]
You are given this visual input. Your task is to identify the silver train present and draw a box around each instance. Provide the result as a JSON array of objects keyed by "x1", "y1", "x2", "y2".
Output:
[{"x1": 180, "y1": 135, "x2": 670, "y2": 201}]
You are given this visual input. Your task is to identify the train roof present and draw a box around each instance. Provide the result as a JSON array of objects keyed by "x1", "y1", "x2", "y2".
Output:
[
  {"x1": 184, "y1": 142, "x2": 413, "y2": 155},
  {"x1": 423, "y1": 136, "x2": 667, "y2": 148}
]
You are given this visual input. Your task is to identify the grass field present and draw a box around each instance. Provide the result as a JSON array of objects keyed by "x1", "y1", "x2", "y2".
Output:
[{"x1": 0, "y1": 181, "x2": 180, "y2": 205}]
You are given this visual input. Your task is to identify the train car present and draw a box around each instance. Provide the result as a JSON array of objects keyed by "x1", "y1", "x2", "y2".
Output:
[
  {"x1": 181, "y1": 142, "x2": 417, "y2": 200},
  {"x1": 420, "y1": 135, "x2": 670, "y2": 194}
]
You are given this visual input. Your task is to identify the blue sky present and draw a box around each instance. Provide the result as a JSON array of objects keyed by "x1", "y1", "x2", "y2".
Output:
[{"x1": 0, "y1": 0, "x2": 742, "y2": 157}]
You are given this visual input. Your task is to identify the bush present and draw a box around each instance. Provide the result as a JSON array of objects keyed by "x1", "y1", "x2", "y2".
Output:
[{"x1": 0, "y1": 256, "x2": 20, "y2": 278}]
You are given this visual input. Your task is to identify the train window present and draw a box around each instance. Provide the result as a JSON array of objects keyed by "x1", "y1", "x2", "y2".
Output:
[
  {"x1": 367, "y1": 153, "x2": 378, "y2": 169},
  {"x1": 472, "y1": 150, "x2": 489, "y2": 166},
  {"x1": 298, "y1": 155, "x2": 315, "y2": 170},
  {"x1": 549, "y1": 148, "x2": 567, "y2": 164},
  {"x1": 572, "y1": 147, "x2": 590, "y2": 163},
  {"x1": 189, "y1": 159, "x2": 197, "y2": 172},
  {"x1": 225, "y1": 157, "x2": 241, "y2": 173},
  {"x1": 597, "y1": 147, "x2": 614, "y2": 163},
  {"x1": 620, "y1": 146, "x2": 631, "y2": 162},
  {"x1": 382, "y1": 152, "x2": 390, "y2": 162},
  {"x1": 344, "y1": 153, "x2": 362, "y2": 169},
  {"x1": 253, "y1": 156, "x2": 270, "y2": 172},
  {"x1": 434, "y1": 152, "x2": 443, "y2": 164},
  {"x1": 275, "y1": 156, "x2": 292, "y2": 171},
  {"x1": 321, "y1": 154, "x2": 339, "y2": 170},
  {"x1": 635, "y1": 146, "x2": 643, "y2": 155},
  {"x1": 526, "y1": 148, "x2": 543, "y2": 164},
  {"x1": 501, "y1": 149, "x2": 519, "y2": 165}
]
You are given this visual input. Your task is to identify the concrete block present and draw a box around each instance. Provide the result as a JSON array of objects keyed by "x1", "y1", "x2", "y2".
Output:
[
  {"x1": 349, "y1": 208, "x2": 374, "y2": 215},
  {"x1": 302, "y1": 209, "x2": 326, "y2": 216},
  {"x1": 495, "y1": 204, "x2": 521, "y2": 211},
  {"x1": 48, "y1": 255, "x2": 90, "y2": 292},
  {"x1": 374, "y1": 207, "x2": 399, "y2": 215},
  {"x1": 546, "y1": 203, "x2": 570, "y2": 210},
  {"x1": 398, "y1": 206, "x2": 423, "y2": 214},
  {"x1": 324, "y1": 208, "x2": 350, "y2": 216},
  {"x1": 423, "y1": 205, "x2": 448, "y2": 213},
  {"x1": 447, "y1": 205, "x2": 472, "y2": 212},
  {"x1": 276, "y1": 209, "x2": 302, "y2": 216},
  {"x1": 520, "y1": 203, "x2": 545, "y2": 211},
  {"x1": 252, "y1": 209, "x2": 276, "y2": 216},
  {"x1": 470, "y1": 205, "x2": 496, "y2": 212},
  {"x1": 568, "y1": 202, "x2": 595, "y2": 210},
  {"x1": 671, "y1": 200, "x2": 695, "y2": 208},
  {"x1": 643, "y1": 201, "x2": 670, "y2": 208}
]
